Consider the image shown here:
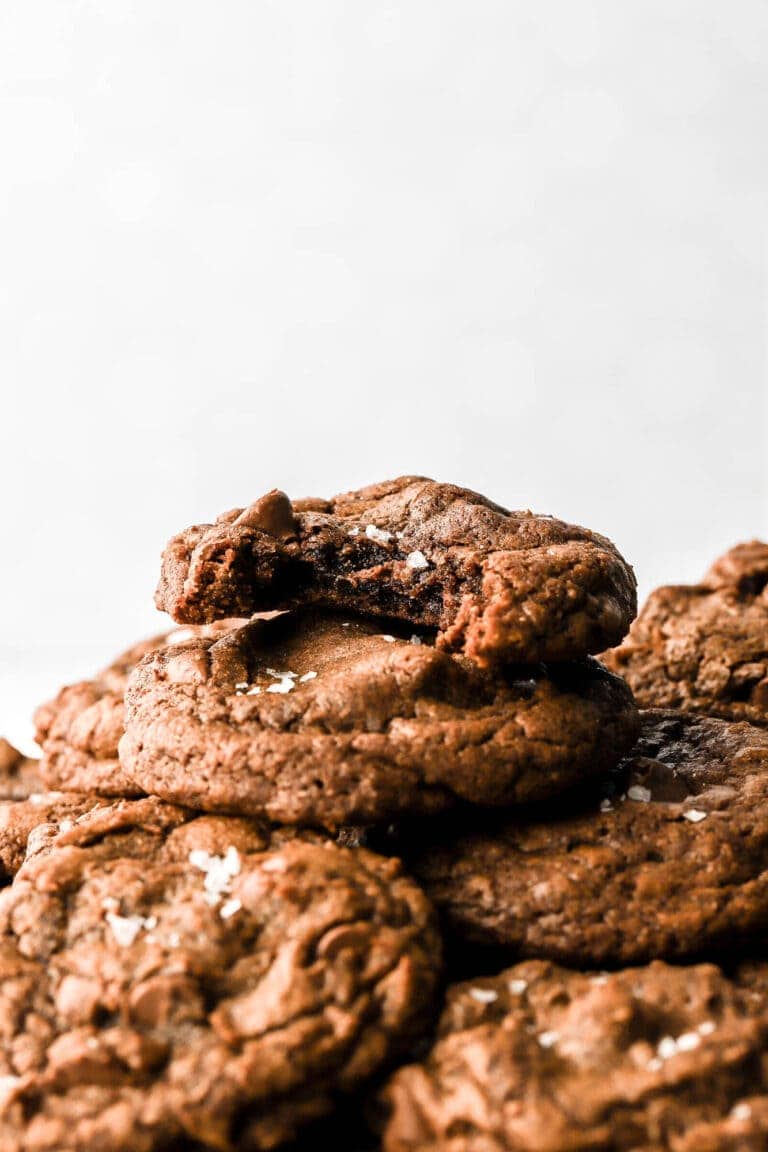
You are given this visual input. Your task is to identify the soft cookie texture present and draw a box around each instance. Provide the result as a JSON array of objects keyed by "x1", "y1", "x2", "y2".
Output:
[
  {"x1": 0, "y1": 797, "x2": 440, "y2": 1151},
  {"x1": 155, "y1": 477, "x2": 637, "y2": 667},
  {"x1": 34, "y1": 621, "x2": 243, "y2": 797},
  {"x1": 119, "y1": 611, "x2": 638, "y2": 830},
  {"x1": 398, "y1": 710, "x2": 768, "y2": 965},
  {"x1": 604, "y1": 541, "x2": 768, "y2": 727},
  {"x1": 380, "y1": 959, "x2": 768, "y2": 1152}
]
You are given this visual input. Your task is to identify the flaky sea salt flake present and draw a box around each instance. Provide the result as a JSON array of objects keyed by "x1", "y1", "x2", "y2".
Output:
[
  {"x1": 538, "y1": 1031, "x2": 559, "y2": 1048},
  {"x1": 220, "y1": 898, "x2": 242, "y2": 920},
  {"x1": 106, "y1": 913, "x2": 145, "y2": 948},
  {"x1": 365, "y1": 524, "x2": 393, "y2": 543},
  {"x1": 627, "y1": 785, "x2": 652, "y2": 803},
  {"x1": 266, "y1": 677, "x2": 295, "y2": 694},
  {"x1": 469, "y1": 987, "x2": 498, "y2": 1004},
  {"x1": 406, "y1": 550, "x2": 429, "y2": 570}
]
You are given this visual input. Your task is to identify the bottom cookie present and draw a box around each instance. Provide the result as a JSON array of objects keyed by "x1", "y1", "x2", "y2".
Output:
[
  {"x1": 0, "y1": 797, "x2": 440, "y2": 1151},
  {"x1": 380, "y1": 959, "x2": 768, "y2": 1152}
]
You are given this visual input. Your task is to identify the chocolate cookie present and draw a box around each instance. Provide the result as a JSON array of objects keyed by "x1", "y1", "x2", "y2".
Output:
[
  {"x1": 399, "y1": 710, "x2": 768, "y2": 965},
  {"x1": 119, "y1": 610, "x2": 638, "y2": 830},
  {"x1": 380, "y1": 958, "x2": 768, "y2": 1152},
  {"x1": 155, "y1": 477, "x2": 637, "y2": 666},
  {"x1": 0, "y1": 796, "x2": 440, "y2": 1151},
  {"x1": 0, "y1": 739, "x2": 99, "y2": 884},
  {"x1": 0, "y1": 739, "x2": 44, "y2": 801},
  {"x1": 603, "y1": 542, "x2": 768, "y2": 727},
  {"x1": 34, "y1": 621, "x2": 243, "y2": 796}
]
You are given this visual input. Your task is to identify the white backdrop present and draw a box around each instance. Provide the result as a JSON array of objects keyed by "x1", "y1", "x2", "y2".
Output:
[{"x1": 2, "y1": 1, "x2": 767, "y2": 752}]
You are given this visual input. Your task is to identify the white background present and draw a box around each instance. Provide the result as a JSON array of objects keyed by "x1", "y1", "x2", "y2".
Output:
[{"x1": 2, "y1": 1, "x2": 767, "y2": 752}]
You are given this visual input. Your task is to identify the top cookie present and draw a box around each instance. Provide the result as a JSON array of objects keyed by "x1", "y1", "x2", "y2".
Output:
[
  {"x1": 0, "y1": 796, "x2": 440, "y2": 1151},
  {"x1": 604, "y1": 541, "x2": 768, "y2": 726},
  {"x1": 380, "y1": 958, "x2": 768, "y2": 1152},
  {"x1": 34, "y1": 620, "x2": 244, "y2": 796},
  {"x1": 155, "y1": 477, "x2": 637, "y2": 666}
]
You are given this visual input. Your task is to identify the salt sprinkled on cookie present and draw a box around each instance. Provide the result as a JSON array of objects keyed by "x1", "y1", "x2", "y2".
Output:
[
  {"x1": 365, "y1": 524, "x2": 393, "y2": 543},
  {"x1": 683, "y1": 808, "x2": 708, "y2": 822},
  {"x1": 106, "y1": 912, "x2": 149, "y2": 948},
  {"x1": 220, "y1": 897, "x2": 242, "y2": 920},
  {"x1": 189, "y1": 846, "x2": 241, "y2": 906},
  {"x1": 266, "y1": 677, "x2": 295, "y2": 694},
  {"x1": 469, "y1": 987, "x2": 498, "y2": 1004},
  {"x1": 406, "y1": 550, "x2": 429, "y2": 570},
  {"x1": 627, "y1": 785, "x2": 652, "y2": 803}
]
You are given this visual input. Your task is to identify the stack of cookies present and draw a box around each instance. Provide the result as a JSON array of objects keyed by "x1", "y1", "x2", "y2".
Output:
[{"x1": 2, "y1": 477, "x2": 767, "y2": 1151}]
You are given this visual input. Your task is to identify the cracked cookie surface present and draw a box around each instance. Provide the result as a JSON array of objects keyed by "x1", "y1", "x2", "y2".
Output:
[
  {"x1": 155, "y1": 477, "x2": 637, "y2": 667},
  {"x1": 380, "y1": 958, "x2": 768, "y2": 1152},
  {"x1": 119, "y1": 611, "x2": 638, "y2": 829},
  {"x1": 34, "y1": 622, "x2": 244, "y2": 797},
  {"x1": 397, "y1": 710, "x2": 768, "y2": 965},
  {"x1": 0, "y1": 797, "x2": 440, "y2": 1151},
  {"x1": 603, "y1": 541, "x2": 768, "y2": 727}
]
